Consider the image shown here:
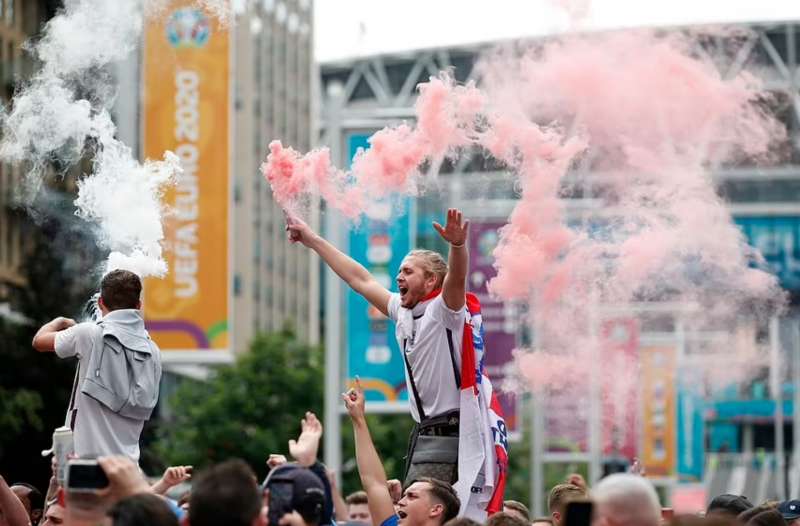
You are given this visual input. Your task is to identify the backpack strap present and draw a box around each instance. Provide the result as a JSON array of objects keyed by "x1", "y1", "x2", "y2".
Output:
[
  {"x1": 402, "y1": 339, "x2": 427, "y2": 421},
  {"x1": 65, "y1": 365, "x2": 80, "y2": 430}
]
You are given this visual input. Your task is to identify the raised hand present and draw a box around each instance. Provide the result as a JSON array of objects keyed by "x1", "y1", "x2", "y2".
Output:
[
  {"x1": 284, "y1": 211, "x2": 317, "y2": 247},
  {"x1": 152, "y1": 465, "x2": 192, "y2": 494},
  {"x1": 433, "y1": 208, "x2": 469, "y2": 247},
  {"x1": 97, "y1": 456, "x2": 151, "y2": 500},
  {"x1": 267, "y1": 454, "x2": 288, "y2": 470},
  {"x1": 288, "y1": 411, "x2": 323, "y2": 467},
  {"x1": 342, "y1": 377, "x2": 366, "y2": 423}
]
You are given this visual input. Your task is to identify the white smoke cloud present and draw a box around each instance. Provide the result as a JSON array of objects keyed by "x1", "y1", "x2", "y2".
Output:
[{"x1": 1, "y1": 0, "x2": 227, "y2": 278}]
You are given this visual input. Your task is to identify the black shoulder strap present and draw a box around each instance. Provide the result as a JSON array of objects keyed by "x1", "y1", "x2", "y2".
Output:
[
  {"x1": 445, "y1": 329, "x2": 462, "y2": 389},
  {"x1": 402, "y1": 339, "x2": 427, "y2": 421},
  {"x1": 66, "y1": 364, "x2": 80, "y2": 429}
]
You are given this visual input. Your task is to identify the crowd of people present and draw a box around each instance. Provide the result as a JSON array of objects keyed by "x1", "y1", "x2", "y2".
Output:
[
  {"x1": 2, "y1": 393, "x2": 800, "y2": 526},
  {"x1": 5, "y1": 207, "x2": 796, "y2": 525}
]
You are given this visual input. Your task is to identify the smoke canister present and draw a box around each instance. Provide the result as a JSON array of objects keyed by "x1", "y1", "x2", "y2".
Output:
[{"x1": 52, "y1": 426, "x2": 74, "y2": 486}]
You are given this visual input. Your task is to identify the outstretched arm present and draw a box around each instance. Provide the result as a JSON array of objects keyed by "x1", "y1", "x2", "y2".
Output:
[
  {"x1": 343, "y1": 379, "x2": 396, "y2": 526},
  {"x1": 0, "y1": 475, "x2": 32, "y2": 526},
  {"x1": 433, "y1": 208, "x2": 469, "y2": 311},
  {"x1": 32, "y1": 317, "x2": 76, "y2": 352},
  {"x1": 287, "y1": 214, "x2": 391, "y2": 316}
]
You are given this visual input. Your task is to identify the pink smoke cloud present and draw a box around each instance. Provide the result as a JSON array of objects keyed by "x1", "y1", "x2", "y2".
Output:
[{"x1": 264, "y1": 29, "x2": 786, "y2": 399}]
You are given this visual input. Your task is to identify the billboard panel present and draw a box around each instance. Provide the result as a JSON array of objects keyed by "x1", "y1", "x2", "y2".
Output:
[
  {"x1": 346, "y1": 134, "x2": 412, "y2": 406},
  {"x1": 600, "y1": 318, "x2": 640, "y2": 460},
  {"x1": 735, "y1": 216, "x2": 800, "y2": 290},
  {"x1": 143, "y1": 3, "x2": 229, "y2": 350},
  {"x1": 640, "y1": 346, "x2": 677, "y2": 477},
  {"x1": 468, "y1": 222, "x2": 519, "y2": 433}
]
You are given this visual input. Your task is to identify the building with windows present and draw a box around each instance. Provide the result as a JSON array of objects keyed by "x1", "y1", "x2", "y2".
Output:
[
  {"x1": 231, "y1": 0, "x2": 318, "y2": 350},
  {"x1": 0, "y1": 0, "x2": 59, "y2": 309}
]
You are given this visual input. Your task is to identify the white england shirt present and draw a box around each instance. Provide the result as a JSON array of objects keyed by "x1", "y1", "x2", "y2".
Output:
[{"x1": 388, "y1": 293, "x2": 466, "y2": 423}]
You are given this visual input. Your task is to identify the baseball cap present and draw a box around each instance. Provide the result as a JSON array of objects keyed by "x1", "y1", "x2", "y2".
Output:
[
  {"x1": 263, "y1": 464, "x2": 326, "y2": 512},
  {"x1": 779, "y1": 500, "x2": 800, "y2": 520}
]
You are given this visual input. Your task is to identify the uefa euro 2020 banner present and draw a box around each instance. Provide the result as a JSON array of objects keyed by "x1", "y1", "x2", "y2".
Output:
[{"x1": 143, "y1": 2, "x2": 229, "y2": 351}]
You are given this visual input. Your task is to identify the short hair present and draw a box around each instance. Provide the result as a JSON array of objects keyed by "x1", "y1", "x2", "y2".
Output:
[
  {"x1": 504, "y1": 500, "x2": 531, "y2": 521},
  {"x1": 406, "y1": 250, "x2": 447, "y2": 288},
  {"x1": 592, "y1": 474, "x2": 661, "y2": 526},
  {"x1": 189, "y1": 459, "x2": 262, "y2": 526},
  {"x1": 11, "y1": 482, "x2": 44, "y2": 511},
  {"x1": 548, "y1": 484, "x2": 587, "y2": 514},
  {"x1": 106, "y1": 494, "x2": 178, "y2": 526},
  {"x1": 346, "y1": 490, "x2": 368, "y2": 506},
  {"x1": 444, "y1": 517, "x2": 482, "y2": 526},
  {"x1": 707, "y1": 494, "x2": 754, "y2": 517},
  {"x1": 416, "y1": 477, "x2": 460, "y2": 524},
  {"x1": 532, "y1": 518, "x2": 554, "y2": 526},
  {"x1": 739, "y1": 504, "x2": 778, "y2": 524},
  {"x1": 486, "y1": 511, "x2": 530, "y2": 526},
  {"x1": 746, "y1": 510, "x2": 786, "y2": 526},
  {"x1": 101, "y1": 269, "x2": 142, "y2": 311}
]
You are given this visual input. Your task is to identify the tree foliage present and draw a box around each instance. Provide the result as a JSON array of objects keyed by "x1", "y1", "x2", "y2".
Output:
[
  {"x1": 154, "y1": 328, "x2": 325, "y2": 479},
  {"x1": 0, "y1": 215, "x2": 99, "y2": 492}
]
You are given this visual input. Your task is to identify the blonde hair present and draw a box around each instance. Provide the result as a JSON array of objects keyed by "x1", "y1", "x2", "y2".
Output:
[{"x1": 406, "y1": 249, "x2": 448, "y2": 288}]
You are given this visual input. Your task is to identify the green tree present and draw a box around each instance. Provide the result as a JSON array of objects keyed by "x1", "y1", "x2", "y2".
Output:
[
  {"x1": 154, "y1": 328, "x2": 325, "y2": 479},
  {"x1": 0, "y1": 213, "x2": 100, "y2": 493}
]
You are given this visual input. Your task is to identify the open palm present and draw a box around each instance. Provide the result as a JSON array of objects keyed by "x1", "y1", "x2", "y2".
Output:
[{"x1": 433, "y1": 208, "x2": 469, "y2": 246}]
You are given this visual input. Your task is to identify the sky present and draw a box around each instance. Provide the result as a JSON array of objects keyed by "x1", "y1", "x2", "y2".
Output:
[{"x1": 314, "y1": 0, "x2": 800, "y2": 63}]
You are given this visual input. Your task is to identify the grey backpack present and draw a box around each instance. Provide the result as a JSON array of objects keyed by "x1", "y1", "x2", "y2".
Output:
[{"x1": 81, "y1": 319, "x2": 161, "y2": 421}]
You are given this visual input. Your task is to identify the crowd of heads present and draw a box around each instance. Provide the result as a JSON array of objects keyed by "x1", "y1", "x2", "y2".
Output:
[{"x1": 4, "y1": 409, "x2": 800, "y2": 526}]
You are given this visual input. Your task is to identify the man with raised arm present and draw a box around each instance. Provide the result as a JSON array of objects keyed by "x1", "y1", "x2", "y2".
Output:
[
  {"x1": 343, "y1": 379, "x2": 460, "y2": 526},
  {"x1": 287, "y1": 209, "x2": 469, "y2": 484}
]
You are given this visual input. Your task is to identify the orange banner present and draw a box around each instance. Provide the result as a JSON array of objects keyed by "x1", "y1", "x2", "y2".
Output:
[
  {"x1": 640, "y1": 346, "x2": 677, "y2": 477},
  {"x1": 143, "y1": 2, "x2": 229, "y2": 351}
]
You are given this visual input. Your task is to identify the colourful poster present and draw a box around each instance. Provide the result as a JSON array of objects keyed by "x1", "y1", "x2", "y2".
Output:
[
  {"x1": 346, "y1": 133, "x2": 412, "y2": 406},
  {"x1": 468, "y1": 221, "x2": 519, "y2": 433},
  {"x1": 143, "y1": 3, "x2": 229, "y2": 350},
  {"x1": 640, "y1": 346, "x2": 677, "y2": 477}
]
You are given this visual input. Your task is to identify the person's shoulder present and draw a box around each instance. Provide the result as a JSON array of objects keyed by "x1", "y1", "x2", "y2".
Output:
[
  {"x1": 71, "y1": 322, "x2": 102, "y2": 338},
  {"x1": 379, "y1": 515, "x2": 400, "y2": 526},
  {"x1": 428, "y1": 294, "x2": 466, "y2": 316}
]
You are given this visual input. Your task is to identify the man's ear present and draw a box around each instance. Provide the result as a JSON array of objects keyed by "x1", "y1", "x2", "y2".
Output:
[
  {"x1": 426, "y1": 273, "x2": 439, "y2": 291},
  {"x1": 553, "y1": 511, "x2": 562, "y2": 525},
  {"x1": 136, "y1": 300, "x2": 142, "y2": 310},
  {"x1": 429, "y1": 503, "x2": 444, "y2": 519}
]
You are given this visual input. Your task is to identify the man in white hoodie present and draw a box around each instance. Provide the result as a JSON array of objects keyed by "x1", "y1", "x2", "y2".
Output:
[
  {"x1": 32, "y1": 269, "x2": 162, "y2": 463},
  {"x1": 287, "y1": 208, "x2": 469, "y2": 485}
]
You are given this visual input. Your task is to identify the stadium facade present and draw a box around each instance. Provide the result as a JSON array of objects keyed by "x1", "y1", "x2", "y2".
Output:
[{"x1": 318, "y1": 21, "x2": 800, "y2": 511}]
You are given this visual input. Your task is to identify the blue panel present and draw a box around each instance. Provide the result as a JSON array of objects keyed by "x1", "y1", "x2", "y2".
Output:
[
  {"x1": 345, "y1": 133, "x2": 411, "y2": 403},
  {"x1": 677, "y1": 388, "x2": 705, "y2": 481},
  {"x1": 708, "y1": 423, "x2": 739, "y2": 452},
  {"x1": 734, "y1": 216, "x2": 800, "y2": 291}
]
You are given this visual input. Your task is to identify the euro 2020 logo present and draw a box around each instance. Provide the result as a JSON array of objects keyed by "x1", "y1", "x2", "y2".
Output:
[{"x1": 166, "y1": 8, "x2": 210, "y2": 49}]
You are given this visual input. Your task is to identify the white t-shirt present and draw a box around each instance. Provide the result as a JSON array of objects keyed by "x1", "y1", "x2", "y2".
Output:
[
  {"x1": 55, "y1": 322, "x2": 145, "y2": 463},
  {"x1": 388, "y1": 293, "x2": 466, "y2": 423}
]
